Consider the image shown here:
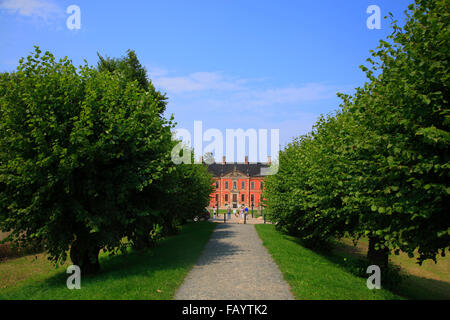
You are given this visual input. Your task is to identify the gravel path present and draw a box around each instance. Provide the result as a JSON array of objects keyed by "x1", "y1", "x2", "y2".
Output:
[{"x1": 174, "y1": 223, "x2": 294, "y2": 300}]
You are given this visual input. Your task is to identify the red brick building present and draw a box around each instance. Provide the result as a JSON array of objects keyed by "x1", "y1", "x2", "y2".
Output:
[{"x1": 207, "y1": 156, "x2": 271, "y2": 210}]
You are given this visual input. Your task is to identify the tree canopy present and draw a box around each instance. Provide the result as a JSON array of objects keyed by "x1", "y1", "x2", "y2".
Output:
[
  {"x1": 0, "y1": 47, "x2": 212, "y2": 274},
  {"x1": 264, "y1": 0, "x2": 449, "y2": 269},
  {"x1": 97, "y1": 49, "x2": 167, "y2": 114}
]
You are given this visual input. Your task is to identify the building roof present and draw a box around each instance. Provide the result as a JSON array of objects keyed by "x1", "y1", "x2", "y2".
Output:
[{"x1": 207, "y1": 162, "x2": 271, "y2": 177}]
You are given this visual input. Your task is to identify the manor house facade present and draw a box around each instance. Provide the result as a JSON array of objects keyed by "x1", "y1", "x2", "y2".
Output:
[{"x1": 207, "y1": 156, "x2": 271, "y2": 210}]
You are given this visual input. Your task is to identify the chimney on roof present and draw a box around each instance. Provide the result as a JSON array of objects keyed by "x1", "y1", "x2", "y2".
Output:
[
  {"x1": 267, "y1": 156, "x2": 271, "y2": 165},
  {"x1": 245, "y1": 156, "x2": 248, "y2": 164},
  {"x1": 222, "y1": 156, "x2": 226, "y2": 164}
]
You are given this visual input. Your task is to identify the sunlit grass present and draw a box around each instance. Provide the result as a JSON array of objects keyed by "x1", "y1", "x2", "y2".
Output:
[
  {"x1": 334, "y1": 237, "x2": 450, "y2": 300},
  {"x1": 0, "y1": 222, "x2": 215, "y2": 300},
  {"x1": 255, "y1": 224, "x2": 401, "y2": 300}
]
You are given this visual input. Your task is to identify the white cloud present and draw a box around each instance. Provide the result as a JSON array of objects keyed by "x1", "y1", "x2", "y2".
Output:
[
  {"x1": 146, "y1": 65, "x2": 169, "y2": 78},
  {"x1": 152, "y1": 69, "x2": 340, "y2": 110},
  {"x1": 154, "y1": 71, "x2": 245, "y2": 93},
  {"x1": 151, "y1": 68, "x2": 350, "y2": 151},
  {"x1": 232, "y1": 83, "x2": 337, "y2": 107},
  {"x1": 0, "y1": 0, "x2": 63, "y2": 20}
]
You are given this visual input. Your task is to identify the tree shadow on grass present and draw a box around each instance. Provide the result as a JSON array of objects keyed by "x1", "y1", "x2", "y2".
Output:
[
  {"x1": 394, "y1": 273, "x2": 450, "y2": 300},
  {"x1": 329, "y1": 240, "x2": 450, "y2": 300},
  {"x1": 286, "y1": 236, "x2": 450, "y2": 300},
  {"x1": 3, "y1": 222, "x2": 218, "y2": 299}
]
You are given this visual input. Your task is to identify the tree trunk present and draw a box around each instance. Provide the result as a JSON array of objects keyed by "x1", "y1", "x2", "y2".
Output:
[
  {"x1": 132, "y1": 234, "x2": 153, "y2": 251},
  {"x1": 367, "y1": 235, "x2": 389, "y2": 271},
  {"x1": 163, "y1": 220, "x2": 179, "y2": 236},
  {"x1": 70, "y1": 234, "x2": 100, "y2": 275}
]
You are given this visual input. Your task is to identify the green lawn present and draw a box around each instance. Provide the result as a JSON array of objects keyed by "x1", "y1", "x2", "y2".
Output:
[
  {"x1": 0, "y1": 221, "x2": 215, "y2": 300},
  {"x1": 255, "y1": 224, "x2": 401, "y2": 300},
  {"x1": 333, "y1": 237, "x2": 450, "y2": 300}
]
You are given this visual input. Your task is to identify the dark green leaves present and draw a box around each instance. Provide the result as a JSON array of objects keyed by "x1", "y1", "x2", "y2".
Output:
[
  {"x1": 264, "y1": 0, "x2": 449, "y2": 264},
  {"x1": 0, "y1": 48, "x2": 212, "y2": 268}
]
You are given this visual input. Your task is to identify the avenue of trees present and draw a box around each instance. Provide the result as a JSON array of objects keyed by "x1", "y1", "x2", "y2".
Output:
[
  {"x1": 264, "y1": 0, "x2": 449, "y2": 271},
  {"x1": 0, "y1": 48, "x2": 212, "y2": 274}
]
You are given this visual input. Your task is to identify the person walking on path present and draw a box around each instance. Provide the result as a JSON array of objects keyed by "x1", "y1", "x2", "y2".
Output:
[
  {"x1": 227, "y1": 207, "x2": 231, "y2": 220},
  {"x1": 213, "y1": 207, "x2": 216, "y2": 220}
]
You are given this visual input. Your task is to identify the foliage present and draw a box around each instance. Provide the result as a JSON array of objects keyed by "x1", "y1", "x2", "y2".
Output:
[
  {"x1": 131, "y1": 153, "x2": 213, "y2": 245},
  {"x1": 97, "y1": 49, "x2": 167, "y2": 114},
  {"x1": 0, "y1": 47, "x2": 212, "y2": 274},
  {"x1": 264, "y1": 0, "x2": 449, "y2": 268}
]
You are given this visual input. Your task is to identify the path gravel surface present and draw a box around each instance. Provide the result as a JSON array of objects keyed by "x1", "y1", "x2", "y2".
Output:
[{"x1": 174, "y1": 223, "x2": 294, "y2": 300}]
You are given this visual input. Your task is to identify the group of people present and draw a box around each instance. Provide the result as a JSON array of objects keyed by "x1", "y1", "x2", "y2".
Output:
[{"x1": 212, "y1": 205, "x2": 249, "y2": 220}]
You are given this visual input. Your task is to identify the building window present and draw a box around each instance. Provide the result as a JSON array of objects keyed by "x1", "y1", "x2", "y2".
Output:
[
  {"x1": 241, "y1": 194, "x2": 245, "y2": 202},
  {"x1": 216, "y1": 181, "x2": 219, "y2": 188},
  {"x1": 233, "y1": 181, "x2": 237, "y2": 189},
  {"x1": 241, "y1": 181, "x2": 245, "y2": 189},
  {"x1": 225, "y1": 194, "x2": 228, "y2": 202},
  {"x1": 251, "y1": 181, "x2": 255, "y2": 190},
  {"x1": 215, "y1": 194, "x2": 218, "y2": 203},
  {"x1": 260, "y1": 181, "x2": 263, "y2": 190},
  {"x1": 251, "y1": 194, "x2": 254, "y2": 203},
  {"x1": 225, "y1": 181, "x2": 229, "y2": 189},
  {"x1": 232, "y1": 194, "x2": 237, "y2": 202}
]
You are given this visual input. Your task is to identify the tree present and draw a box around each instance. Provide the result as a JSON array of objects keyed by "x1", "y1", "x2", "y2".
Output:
[
  {"x1": 0, "y1": 47, "x2": 175, "y2": 274},
  {"x1": 159, "y1": 158, "x2": 213, "y2": 234},
  {"x1": 265, "y1": 0, "x2": 449, "y2": 270},
  {"x1": 97, "y1": 49, "x2": 167, "y2": 114},
  {"x1": 341, "y1": 0, "x2": 449, "y2": 266},
  {"x1": 128, "y1": 146, "x2": 213, "y2": 247}
]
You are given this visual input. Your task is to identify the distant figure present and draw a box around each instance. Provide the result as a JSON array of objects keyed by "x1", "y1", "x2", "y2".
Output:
[
  {"x1": 240, "y1": 206, "x2": 244, "y2": 219},
  {"x1": 233, "y1": 209, "x2": 238, "y2": 217},
  {"x1": 227, "y1": 208, "x2": 231, "y2": 220},
  {"x1": 213, "y1": 207, "x2": 216, "y2": 220}
]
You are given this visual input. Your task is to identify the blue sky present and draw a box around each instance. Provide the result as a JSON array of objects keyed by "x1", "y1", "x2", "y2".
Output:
[{"x1": 0, "y1": 0, "x2": 413, "y2": 161}]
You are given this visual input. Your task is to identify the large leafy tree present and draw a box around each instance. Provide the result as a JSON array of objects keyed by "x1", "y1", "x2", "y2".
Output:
[
  {"x1": 265, "y1": 112, "x2": 361, "y2": 249},
  {"x1": 265, "y1": 0, "x2": 449, "y2": 270},
  {"x1": 0, "y1": 47, "x2": 175, "y2": 274},
  {"x1": 342, "y1": 0, "x2": 449, "y2": 266}
]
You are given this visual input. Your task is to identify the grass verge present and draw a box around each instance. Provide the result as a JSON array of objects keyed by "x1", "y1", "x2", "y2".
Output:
[
  {"x1": 255, "y1": 224, "x2": 401, "y2": 300},
  {"x1": 0, "y1": 221, "x2": 215, "y2": 300}
]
